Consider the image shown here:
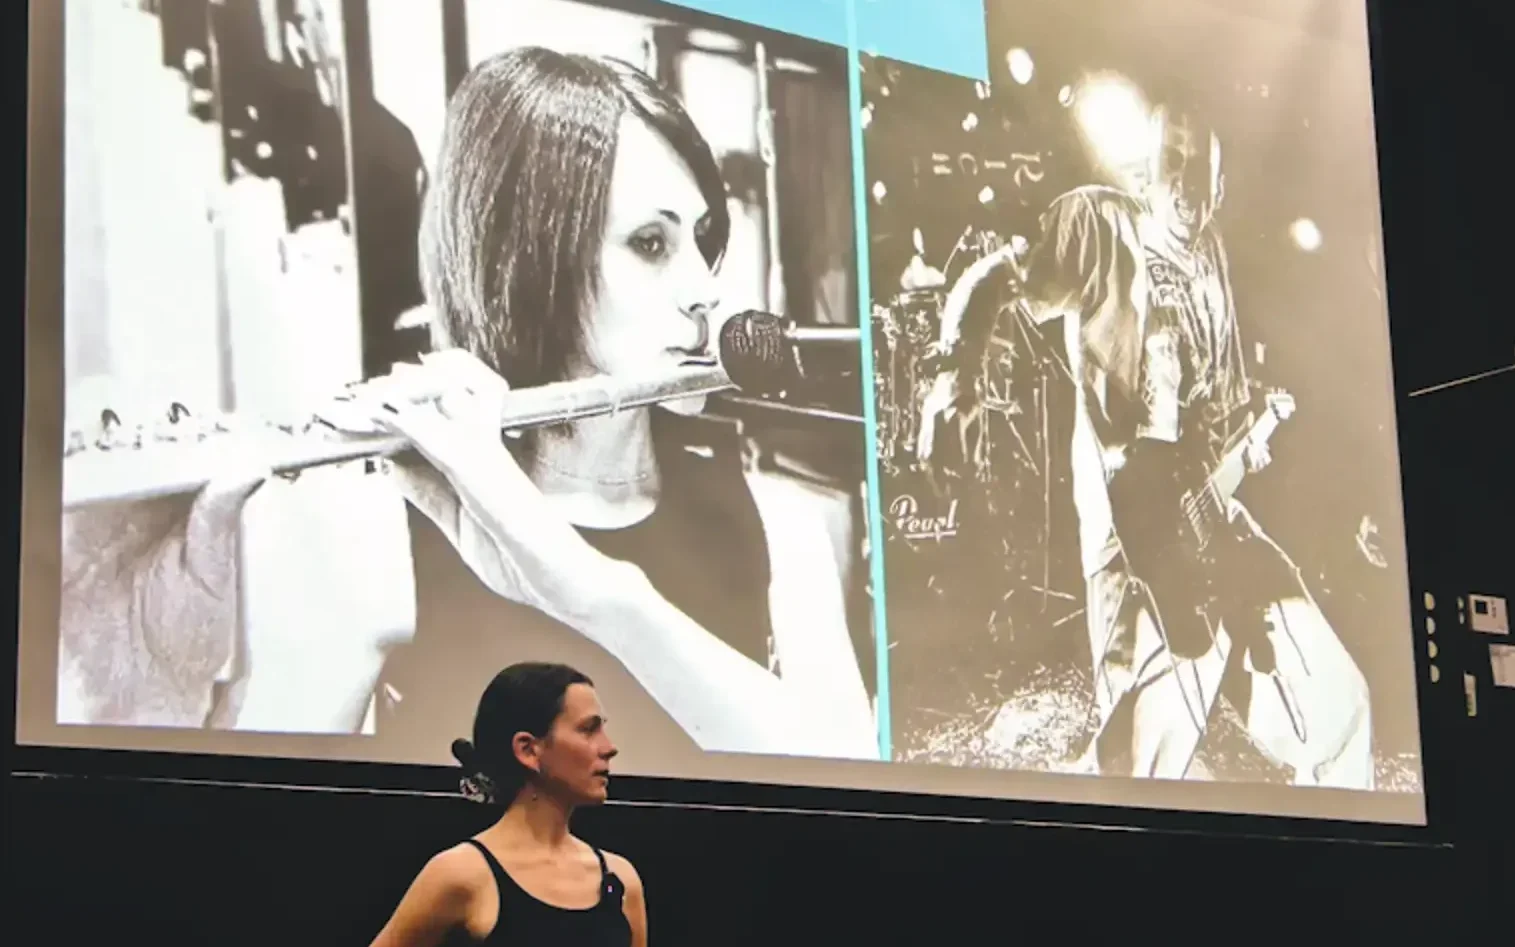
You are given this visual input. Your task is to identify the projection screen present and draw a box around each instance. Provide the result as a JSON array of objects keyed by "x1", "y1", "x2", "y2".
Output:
[{"x1": 18, "y1": 0, "x2": 1425, "y2": 825}]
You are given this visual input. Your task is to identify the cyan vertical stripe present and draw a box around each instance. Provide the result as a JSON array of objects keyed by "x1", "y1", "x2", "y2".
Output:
[
  {"x1": 843, "y1": 1, "x2": 892, "y2": 761},
  {"x1": 664, "y1": 0, "x2": 988, "y2": 79},
  {"x1": 665, "y1": 0, "x2": 957, "y2": 758}
]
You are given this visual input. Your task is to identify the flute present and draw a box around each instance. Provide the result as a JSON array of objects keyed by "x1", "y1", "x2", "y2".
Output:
[{"x1": 60, "y1": 312, "x2": 801, "y2": 511}]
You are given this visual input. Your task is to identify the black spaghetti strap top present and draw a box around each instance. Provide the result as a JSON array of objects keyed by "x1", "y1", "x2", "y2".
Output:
[
  {"x1": 456, "y1": 839, "x2": 631, "y2": 946},
  {"x1": 373, "y1": 410, "x2": 775, "y2": 757}
]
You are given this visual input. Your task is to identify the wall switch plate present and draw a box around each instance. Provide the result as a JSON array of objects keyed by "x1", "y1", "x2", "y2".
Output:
[{"x1": 1469, "y1": 594, "x2": 1509, "y2": 635}]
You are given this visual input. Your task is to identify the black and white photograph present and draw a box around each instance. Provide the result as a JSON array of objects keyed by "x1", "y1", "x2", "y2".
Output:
[
  {"x1": 39, "y1": 0, "x2": 883, "y2": 773},
  {"x1": 865, "y1": 0, "x2": 1422, "y2": 793}
]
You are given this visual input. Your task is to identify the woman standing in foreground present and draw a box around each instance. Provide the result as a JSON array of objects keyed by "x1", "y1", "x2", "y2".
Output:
[{"x1": 372, "y1": 663, "x2": 642, "y2": 947}]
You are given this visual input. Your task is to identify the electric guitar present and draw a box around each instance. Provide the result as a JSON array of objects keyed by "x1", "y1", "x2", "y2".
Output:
[{"x1": 1108, "y1": 391, "x2": 1296, "y2": 658}]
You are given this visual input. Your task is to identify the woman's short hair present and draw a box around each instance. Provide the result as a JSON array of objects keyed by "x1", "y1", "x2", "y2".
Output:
[
  {"x1": 420, "y1": 46, "x2": 730, "y2": 401},
  {"x1": 452, "y1": 661, "x2": 594, "y2": 806}
]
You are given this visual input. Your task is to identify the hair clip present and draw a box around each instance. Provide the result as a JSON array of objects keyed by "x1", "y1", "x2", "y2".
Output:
[{"x1": 459, "y1": 770, "x2": 497, "y2": 805}]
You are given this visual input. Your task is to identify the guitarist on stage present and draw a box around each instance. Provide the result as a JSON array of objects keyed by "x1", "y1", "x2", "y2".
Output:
[{"x1": 918, "y1": 102, "x2": 1375, "y2": 788}]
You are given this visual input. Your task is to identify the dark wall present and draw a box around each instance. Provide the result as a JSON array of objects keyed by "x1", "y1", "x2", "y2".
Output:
[
  {"x1": 3, "y1": 773, "x2": 1463, "y2": 944},
  {"x1": 4, "y1": 2, "x2": 1510, "y2": 945},
  {"x1": 1369, "y1": 0, "x2": 1515, "y2": 928}
]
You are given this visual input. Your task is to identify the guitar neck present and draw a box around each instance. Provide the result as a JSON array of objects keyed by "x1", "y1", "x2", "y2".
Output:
[{"x1": 1208, "y1": 410, "x2": 1281, "y2": 504}]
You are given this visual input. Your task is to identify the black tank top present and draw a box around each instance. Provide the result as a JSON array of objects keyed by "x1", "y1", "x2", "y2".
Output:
[
  {"x1": 373, "y1": 410, "x2": 775, "y2": 758},
  {"x1": 454, "y1": 839, "x2": 630, "y2": 946}
]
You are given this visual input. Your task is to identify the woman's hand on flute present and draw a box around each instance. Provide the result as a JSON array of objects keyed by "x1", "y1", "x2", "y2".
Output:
[
  {"x1": 358, "y1": 352, "x2": 877, "y2": 757},
  {"x1": 365, "y1": 351, "x2": 634, "y2": 628}
]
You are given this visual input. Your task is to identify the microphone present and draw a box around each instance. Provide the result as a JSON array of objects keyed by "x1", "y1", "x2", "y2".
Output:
[
  {"x1": 711, "y1": 312, "x2": 868, "y2": 428},
  {"x1": 60, "y1": 312, "x2": 799, "y2": 511},
  {"x1": 723, "y1": 312, "x2": 861, "y2": 350},
  {"x1": 719, "y1": 311, "x2": 862, "y2": 388}
]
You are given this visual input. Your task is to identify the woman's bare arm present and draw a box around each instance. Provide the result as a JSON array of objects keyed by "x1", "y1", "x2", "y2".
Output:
[
  {"x1": 746, "y1": 469, "x2": 876, "y2": 753},
  {"x1": 223, "y1": 466, "x2": 416, "y2": 733},
  {"x1": 369, "y1": 847, "x2": 480, "y2": 947},
  {"x1": 578, "y1": 562, "x2": 876, "y2": 759},
  {"x1": 397, "y1": 448, "x2": 875, "y2": 758},
  {"x1": 58, "y1": 463, "x2": 415, "y2": 732},
  {"x1": 377, "y1": 352, "x2": 880, "y2": 761},
  {"x1": 57, "y1": 466, "x2": 266, "y2": 727},
  {"x1": 604, "y1": 851, "x2": 648, "y2": 947}
]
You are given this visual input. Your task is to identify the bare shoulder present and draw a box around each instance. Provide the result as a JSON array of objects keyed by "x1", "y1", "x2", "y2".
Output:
[
  {"x1": 743, "y1": 469, "x2": 854, "y2": 566},
  {"x1": 435, "y1": 840, "x2": 496, "y2": 873},
  {"x1": 368, "y1": 842, "x2": 495, "y2": 946},
  {"x1": 743, "y1": 467, "x2": 853, "y2": 523},
  {"x1": 417, "y1": 841, "x2": 496, "y2": 902},
  {"x1": 1055, "y1": 184, "x2": 1144, "y2": 217},
  {"x1": 600, "y1": 849, "x2": 644, "y2": 895}
]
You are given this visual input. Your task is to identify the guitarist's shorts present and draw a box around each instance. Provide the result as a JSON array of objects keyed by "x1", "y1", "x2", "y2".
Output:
[
  {"x1": 1083, "y1": 501, "x2": 1305, "y2": 732},
  {"x1": 1084, "y1": 565, "x2": 1175, "y2": 729}
]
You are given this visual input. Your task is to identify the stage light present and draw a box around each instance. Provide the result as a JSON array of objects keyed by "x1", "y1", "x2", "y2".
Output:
[
  {"x1": 1071, "y1": 74, "x2": 1151, "y2": 183},
  {"x1": 1058, "y1": 85, "x2": 1074, "y2": 106},
  {"x1": 1006, "y1": 48, "x2": 1034, "y2": 84},
  {"x1": 1290, "y1": 217, "x2": 1323, "y2": 251}
]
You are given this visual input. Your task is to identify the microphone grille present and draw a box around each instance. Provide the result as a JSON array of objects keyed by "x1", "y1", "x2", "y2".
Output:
[{"x1": 718, "y1": 311, "x2": 792, "y2": 396}]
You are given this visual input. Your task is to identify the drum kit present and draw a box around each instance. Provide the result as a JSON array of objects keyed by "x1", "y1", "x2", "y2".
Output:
[
  {"x1": 872, "y1": 289, "x2": 1024, "y2": 486},
  {"x1": 870, "y1": 232, "x2": 1081, "y2": 639}
]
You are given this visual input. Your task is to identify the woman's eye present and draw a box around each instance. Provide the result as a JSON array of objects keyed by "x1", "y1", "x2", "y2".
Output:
[{"x1": 629, "y1": 231, "x2": 668, "y2": 260}]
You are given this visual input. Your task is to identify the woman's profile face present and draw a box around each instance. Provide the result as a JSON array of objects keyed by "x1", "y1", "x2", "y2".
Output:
[
  {"x1": 583, "y1": 115, "x2": 722, "y2": 414},
  {"x1": 531, "y1": 683, "x2": 618, "y2": 805}
]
